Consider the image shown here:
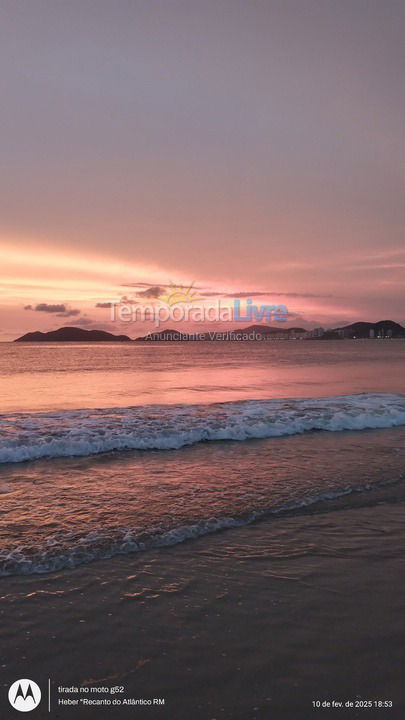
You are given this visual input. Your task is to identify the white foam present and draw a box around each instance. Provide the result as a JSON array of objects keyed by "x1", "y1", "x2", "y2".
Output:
[
  {"x1": 2, "y1": 476, "x2": 401, "y2": 576},
  {"x1": 0, "y1": 516, "x2": 250, "y2": 576},
  {"x1": 0, "y1": 393, "x2": 404, "y2": 463}
]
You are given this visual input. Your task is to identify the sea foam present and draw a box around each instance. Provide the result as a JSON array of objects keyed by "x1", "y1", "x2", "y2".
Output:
[
  {"x1": 0, "y1": 393, "x2": 404, "y2": 464},
  {"x1": 1, "y1": 476, "x2": 402, "y2": 576}
]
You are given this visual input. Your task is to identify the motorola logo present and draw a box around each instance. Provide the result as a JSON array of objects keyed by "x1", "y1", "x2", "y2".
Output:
[{"x1": 8, "y1": 679, "x2": 41, "y2": 712}]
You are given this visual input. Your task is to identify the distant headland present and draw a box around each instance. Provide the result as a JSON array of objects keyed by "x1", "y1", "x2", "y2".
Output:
[
  {"x1": 15, "y1": 327, "x2": 131, "y2": 342},
  {"x1": 14, "y1": 320, "x2": 405, "y2": 342}
]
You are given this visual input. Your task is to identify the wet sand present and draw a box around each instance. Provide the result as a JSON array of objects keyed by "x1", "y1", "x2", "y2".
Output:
[{"x1": 1, "y1": 501, "x2": 405, "y2": 719}]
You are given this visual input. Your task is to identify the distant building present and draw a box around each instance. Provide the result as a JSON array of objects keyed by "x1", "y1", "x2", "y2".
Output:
[
  {"x1": 288, "y1": 329, "x2": 307, "y2": 339},
  {"x1": 303, "y1": 327, "x2": 325, "y2": 339},
  {"x1": 369, "y1": 329, "x2": 375, "y2": 339}
]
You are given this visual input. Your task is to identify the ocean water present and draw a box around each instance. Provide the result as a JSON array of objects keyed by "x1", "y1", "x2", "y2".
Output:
[{"x1": 0, "y1": 340, "x2": 404, "y2": 576}]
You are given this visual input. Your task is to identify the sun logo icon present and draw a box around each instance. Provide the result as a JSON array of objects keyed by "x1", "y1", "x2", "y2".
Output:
[{"x1": 159, "y1": 282, "x2": 202, "y2": 306}]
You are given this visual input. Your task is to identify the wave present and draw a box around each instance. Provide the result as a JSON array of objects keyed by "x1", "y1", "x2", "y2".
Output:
[
  {"x1": 1, "y1": 476, "x2": 403, "y2": 576},
  {"x1": 0, "y1": 393, "x2": 404, "y2": 464}
]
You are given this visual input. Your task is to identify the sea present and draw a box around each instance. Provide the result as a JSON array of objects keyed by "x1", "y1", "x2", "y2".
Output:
[{"x1": 1, "y1": 339, "x2": 405, "y2": 577}]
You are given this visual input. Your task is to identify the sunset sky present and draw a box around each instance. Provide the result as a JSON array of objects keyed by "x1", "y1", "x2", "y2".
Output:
[{"x1": 1, "y1": 0, "x2": 404, "y2": 340}]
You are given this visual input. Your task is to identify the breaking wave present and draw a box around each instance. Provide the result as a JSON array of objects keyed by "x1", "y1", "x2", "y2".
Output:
[
  {"x1": 2, "y1": 477, "x2": 402, "y2": 576},
  {"x1": 0, "y1": 393, "x2": 404, "y2": 464}
]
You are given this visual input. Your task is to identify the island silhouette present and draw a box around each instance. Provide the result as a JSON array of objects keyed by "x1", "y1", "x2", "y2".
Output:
[{"x1": 14, "y1": 320, "x2": 405, "y2": 342}]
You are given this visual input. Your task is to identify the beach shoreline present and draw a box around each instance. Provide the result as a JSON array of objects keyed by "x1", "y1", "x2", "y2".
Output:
[{"x1": 2, "y1": 500, "x2": 404, "y2": 719}]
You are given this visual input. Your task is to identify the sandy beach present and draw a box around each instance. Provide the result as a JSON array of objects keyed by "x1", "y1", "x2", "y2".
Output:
[{"x1": 2, "y1": 498, "x2": 405, "y2": 719}]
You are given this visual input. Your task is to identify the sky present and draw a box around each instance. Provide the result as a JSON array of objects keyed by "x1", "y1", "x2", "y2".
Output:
[{"x1": 0, "y1": 0, "x2": 404, "y2": 340}]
